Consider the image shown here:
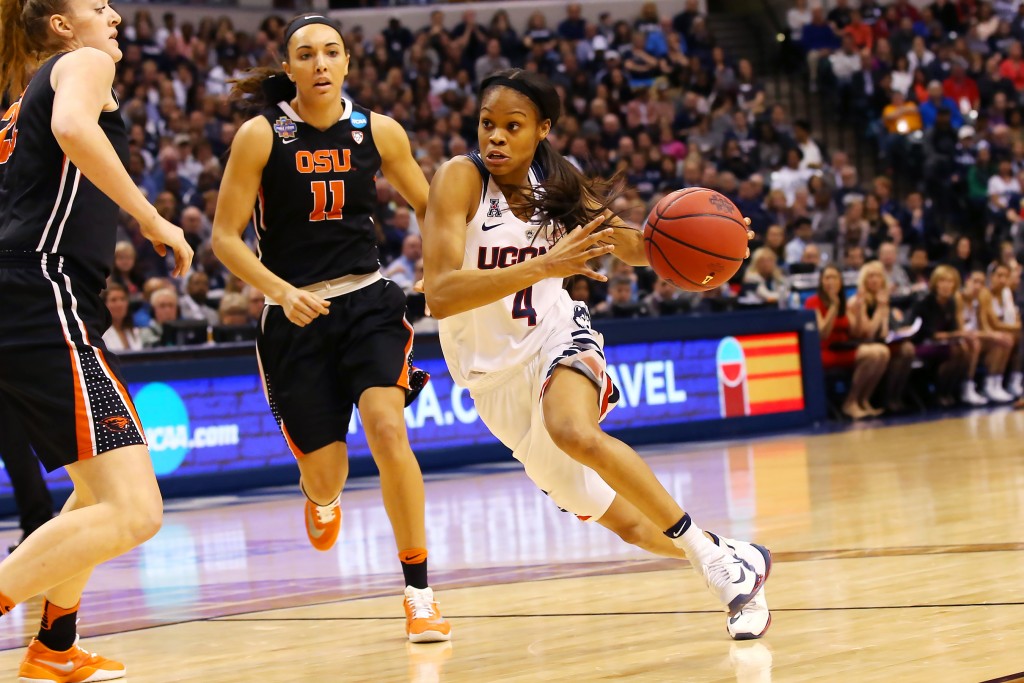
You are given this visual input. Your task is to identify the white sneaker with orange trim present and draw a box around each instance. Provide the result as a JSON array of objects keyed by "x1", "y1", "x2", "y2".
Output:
[
  {"x1": 304, "y1": 496, "x2": 342, "y2": 552},
  {"x1": 19, "y1": 636, "x2": 125, "y2": 683},
  {"x1": 403, "y1": 586, "x2": 452, "y2": 643}
]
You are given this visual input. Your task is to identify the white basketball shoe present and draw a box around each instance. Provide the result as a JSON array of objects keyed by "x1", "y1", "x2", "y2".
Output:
[{"x1": 708, "y1": 532, "x2": 772, "y2": 640}]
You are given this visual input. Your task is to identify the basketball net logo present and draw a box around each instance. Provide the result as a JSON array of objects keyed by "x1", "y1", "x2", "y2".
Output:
[{"x1": 717, "y1": 337, "x2": 750, "y2": 418}]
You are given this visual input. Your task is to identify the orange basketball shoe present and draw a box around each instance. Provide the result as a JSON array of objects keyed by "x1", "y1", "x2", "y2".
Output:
[
  {"x1": 304, "y1": 496, "x2": 342, "y2": 551},
  {"x1": 18, "y1": 636, "x2": 125, "y2": 682},
  {"x1": 403, "y1": 586, "x2": 452, "y2": 643}
]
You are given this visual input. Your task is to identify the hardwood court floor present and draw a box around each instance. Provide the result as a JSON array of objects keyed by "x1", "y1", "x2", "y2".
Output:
[{"x1": 0, "y1": 410, "x2": 1022, "y2": 682}]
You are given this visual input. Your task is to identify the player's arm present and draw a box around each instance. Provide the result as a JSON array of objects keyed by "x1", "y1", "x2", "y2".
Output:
[
  {"x1": 211, "y1": 117, "x2": 328, "y2": 327},
  {"x1": 373, "y1": 113, "x2": 429, "y2": 225},
  {"x1": 50, "y1": 48, "x2": 192, "y2": 276},
  {"x1": 423, "y1": 158, "x2": 613, "y2": 320}
]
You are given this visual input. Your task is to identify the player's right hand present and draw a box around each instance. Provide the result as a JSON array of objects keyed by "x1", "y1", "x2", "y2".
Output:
[
  {"x1": 541, "y1": 215, "x2": 615, "y2": 281},
  {"x1": 141, "y1": 216, "x2": 194, "y2": 278},
  {"x1": 280, "y1": 286, "x2": 331, "y2": 327}
]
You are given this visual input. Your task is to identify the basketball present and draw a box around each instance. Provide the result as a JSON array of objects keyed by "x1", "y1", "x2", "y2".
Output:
[{"x1": 642, "y1": 188, "x2": 749, "y2": 292}]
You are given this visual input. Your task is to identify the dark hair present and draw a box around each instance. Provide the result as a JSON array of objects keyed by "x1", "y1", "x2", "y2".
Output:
[
  {"x1": 229, "y1": 14, "x2": 345, "y2": 112},
  {"x1": 480, "y1": 69, "x2": 624, "y2": 234},
  {"x1": 817, "y1": 263, "x2": 846, "y2": 317},
  {"x1": 0, "y1": 0, "x2": 70, "y2": 97}
]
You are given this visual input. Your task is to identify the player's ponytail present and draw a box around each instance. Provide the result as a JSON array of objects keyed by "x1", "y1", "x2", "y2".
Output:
[
  {"x1": 229, "y1": 68, "x2": 296, "y2": 113},
  {"x1": 480, "y1": 69, "x2": 624, "y2": 234},
  {"x1": 0, "y1": 0, "x2": 67, "y2": 98}
]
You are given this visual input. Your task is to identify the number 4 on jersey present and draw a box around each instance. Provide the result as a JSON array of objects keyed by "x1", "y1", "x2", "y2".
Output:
[
  {"x1": 512, "y1": 286, "x2": 537, "y2": 326},
  {"x1": 310, "y1": 180, "x2": 345, "y2": 221}
]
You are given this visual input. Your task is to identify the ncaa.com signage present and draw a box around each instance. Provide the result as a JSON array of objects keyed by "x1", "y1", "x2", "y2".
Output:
[{"x1": 0, "y1": 329, "x2": 808, "y2": 496}]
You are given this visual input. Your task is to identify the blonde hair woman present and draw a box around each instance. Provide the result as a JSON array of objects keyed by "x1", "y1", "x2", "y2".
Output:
[
  {"x1": 849, "y1": 261, "x2": 916, "y2": 412},
  {"x1": 742, "y1": 247, "x2": 787, "y2": 305},
  {"x1": 911, "y1": 266, "x2": 979, "y2": 406}
]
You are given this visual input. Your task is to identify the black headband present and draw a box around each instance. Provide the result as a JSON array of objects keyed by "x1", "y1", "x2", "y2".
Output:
[
  {"x1": 480, "y1": 76, "x2": 554, "y2": 122},
  {"x1": 283, "y1": 15, "x2": 341, "y2": 49}
]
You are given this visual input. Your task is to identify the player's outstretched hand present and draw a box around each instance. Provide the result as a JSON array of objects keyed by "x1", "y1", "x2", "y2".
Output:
[
  {"x1": 743, "y1": 217, "x2": 754, "y2": 259},
  {"x1": 141, "y1": 216, "x2": 194, "y2": 277},
  {"x1": 542, "y1": 215, "x2": 615, "y2": 281},
  {"x1": 280, "y1": 286, "x2": 331, "y2": 327}
]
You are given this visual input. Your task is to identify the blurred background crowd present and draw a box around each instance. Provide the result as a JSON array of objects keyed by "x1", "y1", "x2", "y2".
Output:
[{"x1": 83, "y1": 0, "x2": 1022, "y2": 416}]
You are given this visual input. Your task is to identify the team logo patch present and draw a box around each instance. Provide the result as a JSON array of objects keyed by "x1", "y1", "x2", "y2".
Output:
[
  {"x1": 350, "y1": 111, "x2": 368, "y2": 129},
  {"x1": 487, "y1": 198, "x2": 502, "y2": 218},
  {"x1": 273, "y1": 117, "x2": 297, "y2": 140},
  {"x1": 352, "y1": 130, "x2": 363, "y2": 144},
  {"x1": 100, "y1": 415, "x2": 132, "y2": 433},
  {"x1": 573, "y1": 304, "x2": 591, "y2": 329}
]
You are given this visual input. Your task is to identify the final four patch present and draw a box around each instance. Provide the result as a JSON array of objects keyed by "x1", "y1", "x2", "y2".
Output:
[{"x1": 273, "y1": 117, "x2": 297, "y2": 140}]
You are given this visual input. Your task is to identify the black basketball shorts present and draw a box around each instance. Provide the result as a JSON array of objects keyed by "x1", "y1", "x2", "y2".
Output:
[
  {"x1": 255, "y1": 278, "x2": 414, "y2": 457},
  {"x1": 0, "y1": 254, "x2": 146, "y2": 472}
]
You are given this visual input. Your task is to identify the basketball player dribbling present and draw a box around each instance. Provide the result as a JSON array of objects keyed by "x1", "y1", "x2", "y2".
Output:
[
  {"x1": 212, "y1": 15, "x2": 450, "y2": 642},
  {"x1": 422, "y1": 69, "x2": 772, "y2": 639},
  {"x1": 0, "y1": 0, "x2": 193, "y2": 678}
]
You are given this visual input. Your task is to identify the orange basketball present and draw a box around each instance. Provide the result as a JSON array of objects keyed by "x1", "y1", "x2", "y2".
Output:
[{"x1": 642, "y1": 188, "x2": 748, "y2": 292}]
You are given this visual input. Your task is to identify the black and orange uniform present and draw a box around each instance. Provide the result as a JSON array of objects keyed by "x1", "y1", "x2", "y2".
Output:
[
  {"x1": 253, "y1": 98, "x2": 414, "y2": 456},
  {"x1": 0, "y1": 53, "x2": 145, "y2": 471}
]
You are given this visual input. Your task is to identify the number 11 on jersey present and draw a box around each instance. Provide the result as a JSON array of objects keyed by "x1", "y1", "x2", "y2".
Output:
[
  {"x1": 512, "y1": 286, "x2": 537, "y2": 326},
  {"x1": 310, "y1": 180, "x2": 345, "y2": 221}
]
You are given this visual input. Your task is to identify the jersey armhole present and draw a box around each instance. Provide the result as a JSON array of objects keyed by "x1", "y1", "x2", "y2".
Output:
[{"x1": 465, "y1": 151, "x2": 490, "y2": 204}]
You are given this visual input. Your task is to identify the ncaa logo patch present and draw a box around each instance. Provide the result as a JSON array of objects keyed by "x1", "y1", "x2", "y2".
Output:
[
  {"x1": 350, "y1": 111, "x2": 368, "y2": 129},
  {"x1": 487, "y1": 198, "x2": 502, "y2": 218},
  {"x1": 273, "y1": 117, "x2": 297, "y2": 140},
  {"x1": 352, "y1": 130, "x2": 364, "y2": 144}
]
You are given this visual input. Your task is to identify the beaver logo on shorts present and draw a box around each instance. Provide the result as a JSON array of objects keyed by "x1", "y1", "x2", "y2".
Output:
[
  {"x1": 100, "y1": 415, "x2": 132, "y2": 433},
  {"x1": 573, "y1": 304, "x2": 591, "y2": 329}
]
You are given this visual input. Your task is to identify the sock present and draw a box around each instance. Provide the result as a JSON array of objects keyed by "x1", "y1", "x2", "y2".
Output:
[
  {"x1": 0, "y1": 591, "x2": 14, "y2": 616},
  {"x1": 1011, "y1": 372, "x2": 1023, "y2": 390},
  {"x1": 37, "y1": 599, "x2": 78, "y2": 652},
  {"x1": 399, "y1": 548, "x2": 429, "y2": 589},
  {"x1": 664, "y1": 513, "x2": 724, "y2": 567}
]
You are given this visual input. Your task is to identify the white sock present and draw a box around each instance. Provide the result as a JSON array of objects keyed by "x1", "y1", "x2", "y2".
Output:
[
  {"x1": 1011, "y1": 372, "x2": 1023, "y2": 391},
  {"x1": 669, "y1": 520, "x2": 726, "y2": 567}
]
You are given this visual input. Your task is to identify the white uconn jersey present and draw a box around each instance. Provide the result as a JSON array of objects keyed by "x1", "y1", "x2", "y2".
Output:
[{"x1": 439, "y1": 153, "x2": 583, "y2": 389}]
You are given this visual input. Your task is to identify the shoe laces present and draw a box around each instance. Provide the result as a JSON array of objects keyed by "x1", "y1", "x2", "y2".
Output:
[
  {"x1": 405, "y1": 589, "x2": 436, "y2": 620},
  {"x1": 314, "y1": 500, "x2": 338, "y2": 525},
  {"x1": 703, "y1": 555, "x2": 741, "y2": 588}
]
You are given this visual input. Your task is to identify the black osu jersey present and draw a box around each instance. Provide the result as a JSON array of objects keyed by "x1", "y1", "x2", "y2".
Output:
[
  {"x1": 0, "y1": 53, "x2": 129, "y2": 290},
  {"x1": 253, "y1": 98, "x2": 383, "y2": 287}
]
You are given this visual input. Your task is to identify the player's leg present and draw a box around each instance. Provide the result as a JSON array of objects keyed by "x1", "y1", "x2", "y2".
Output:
[
  {"x1": 347, "y1": 280, "x2": 449, "y2": 642},
  {"x1": 542, "y1": 367, "x2": 765, "y2": 616},
  {"x1": 256, "y1": 308, "x2": 348, "y2": 551},
  {"x1": 294, "y1": 442, "x2": 348, "y2": 552}
]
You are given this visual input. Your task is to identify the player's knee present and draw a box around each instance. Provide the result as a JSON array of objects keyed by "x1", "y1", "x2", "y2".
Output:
[
  {"x1": 548, "y1": 422, "x2": 603, "y2": 465},
  {"x1": 121, "y1": 495, "x2": 163, "y2": 547},
  {"x1": 364, "y1": 417, "x2": 409, "y2": 455}
]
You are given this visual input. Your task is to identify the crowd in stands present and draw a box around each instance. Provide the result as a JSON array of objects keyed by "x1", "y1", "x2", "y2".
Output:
[{"x1": 85, "y1": 0, "x2": 1022, "y2": 413}]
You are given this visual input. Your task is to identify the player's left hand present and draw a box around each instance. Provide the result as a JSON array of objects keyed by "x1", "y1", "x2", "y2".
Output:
[{"x1": 743, "y1": 217, "x2": 754, "y2": 259}]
